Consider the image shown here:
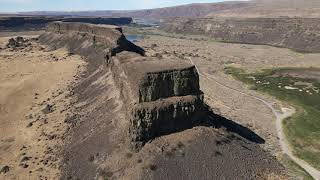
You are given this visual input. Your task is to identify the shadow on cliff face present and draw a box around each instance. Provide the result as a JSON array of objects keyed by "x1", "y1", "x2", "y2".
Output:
[
  {"x1": 204, "y1": 108, "x2": 265, "y2": 144},
  {"x1": 150, "y1": 104, "x2": 265, "y2": 145},
  {"x1": 38, "y1": 22, "x2": 265, "y2": 179}
]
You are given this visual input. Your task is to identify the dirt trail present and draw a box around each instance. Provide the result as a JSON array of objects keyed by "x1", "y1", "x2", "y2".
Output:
[
  {"x1": 0, "y1": 36, "x2": 85, "y2": 179},
  {"x1": 276, "y1": 108, "x2": 320, "y2": 180},
  {"x1": 189, "y1": 57, "x2": 320, "y2": 180}
]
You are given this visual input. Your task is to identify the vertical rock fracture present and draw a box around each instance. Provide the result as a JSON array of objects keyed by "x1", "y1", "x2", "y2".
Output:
[{"x1": 39, "y1": 21, "x2": 206, "y2": 150}]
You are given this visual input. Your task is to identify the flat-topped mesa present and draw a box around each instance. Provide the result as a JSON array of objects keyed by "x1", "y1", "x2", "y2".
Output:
[
  {"x1": 46, "y1": 21, "x2": 145, "y2": 55},
  {"x1": 110, "y1": 52, "x2": 206, "y2": 149},
  {"x1": 47, "y1": 21, "x2": 123, "y2": 35},
  {"x1": 39, "y1": 22, "x2": 206, "y2": 150},
  {"x1": 111, "y1": 52, "x2": 201, "y2": 103},
  {"x1": 39, "y1": 22, "x2": 145, "y2": 72}
]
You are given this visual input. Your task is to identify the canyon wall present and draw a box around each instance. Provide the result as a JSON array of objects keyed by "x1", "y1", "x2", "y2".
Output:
[
  {"x1": 0, "y1": 16, "x2": 132, "y2": 31},
  {"x1": 110, "y1": 52, "x2": 205, "y2": 148},
  {"x1": 39, "y1": 22, "x2": 206, "y2": 149},
  {"x1": 161, "y1": 17, "x2": 320, "y2": 53},
  {"x1": 39, "y1": 21, "x2": 144, "y2": 72}
]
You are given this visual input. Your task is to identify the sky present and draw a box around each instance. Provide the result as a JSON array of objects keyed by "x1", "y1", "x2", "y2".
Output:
[{"x1": 0, "y1": 0, "x2": 245, "y2": 13}]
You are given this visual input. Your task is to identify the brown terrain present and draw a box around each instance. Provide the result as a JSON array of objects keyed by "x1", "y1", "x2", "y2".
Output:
[
  {"x1": 18, "y1": 0, "x2": 320, "y2": 19},
  {"x1": 1, "y1": 0, "x2": 320, "y2": 179},
  {"x1": 208, "y1": 0, "x2": 320, "y2": 18},
  {"x1": 133, "y1": 31, "x2": 320, "y2": 154},
  {"x1": 161, "y1": 17, "x2": 320, "y2": 53},
  {"x1": 0, "y1": 22, "x2": 288, "y2": 179},
  {"x1": 0, "y1": 35, "x2": 86, "y2": 179},
  {"x1": 17, "y1": 2, "x2": 249, "y2": 18}
]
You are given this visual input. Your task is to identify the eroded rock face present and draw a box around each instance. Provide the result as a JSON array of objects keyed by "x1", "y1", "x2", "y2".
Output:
[
  {"x1": 109, "y1": 51, "x2": 205, "y2": 149},
  {"x1": 40, "y1": 22, "x2": 205, "y2": 151},
  {"x1": 131, "y1": 95, "x2": 205, "y2": 148},
  {"x1": 161, "y1": 17, "x2": 320, "y2": 53},
  {"x1": 37, "y1": 21, "x2": 286, "y2": 180},
  {"x1": 39, "y1": 21, "x2": 144, "y2": 72},
  {"x1": 138, "y1": 67, "x2": 200, "y2": 102}
]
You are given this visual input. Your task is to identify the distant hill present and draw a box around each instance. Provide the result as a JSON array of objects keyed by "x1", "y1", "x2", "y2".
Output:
[
  {"x1": 207, "y1": 0, "x2": 320, "y2": 18},
  {"x1": 15, "y1": 0, "x2": 320, "y2": 19},
  {"x1": 18, "y1": 2, "x2": 249, "y2": 19}
]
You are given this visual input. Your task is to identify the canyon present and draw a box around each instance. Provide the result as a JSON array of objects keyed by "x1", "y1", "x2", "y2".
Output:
[
  {"x1": 1, "y1": 0, "x2": 320, "y2": 179},
  {"x1": 161, "y1": 17, "x2": 320, "y2": 53},
  {"x1": 0, "y1": 21, "x2": 286, "y2": 179}
]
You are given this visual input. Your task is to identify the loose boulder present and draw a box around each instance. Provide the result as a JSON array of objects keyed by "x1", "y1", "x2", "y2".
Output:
[{"x1": 0, "y1": 165, "x2": 10, "y2": 174}]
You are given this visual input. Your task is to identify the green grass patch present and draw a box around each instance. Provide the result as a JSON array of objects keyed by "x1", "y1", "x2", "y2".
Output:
[
  {"x1": 282, "y1": 155, "x2": 314, "y2": 180},
  {"x1": 224, "y1": 66, "x2": 320, "y2": 170}
]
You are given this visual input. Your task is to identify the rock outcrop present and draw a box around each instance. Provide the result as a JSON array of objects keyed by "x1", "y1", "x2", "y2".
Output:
[
  {"x1": 110, "y1": 52, "x2": 205, "y2": 148},
  {"x1": 39, "y1": 21, "x2": 144, "y2": 72},
  {"x1": 37, "y1": 21, "x2": 286, "y2": 180},
  {"x1": 39, "y1": 22, "x2": 205, "y2": 149},
  {"x1": 0, "y1": 16, "x2": 132, "y2": 31},
  {"x1": 161, "y1": 17, "x2": 320, "y2": 53},
  {"x1": 6, "y1": 36, "x2": 30, "y2": 49}
]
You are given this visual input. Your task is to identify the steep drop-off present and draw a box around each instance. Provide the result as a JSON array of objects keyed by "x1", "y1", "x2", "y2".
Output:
[
  {"x1": 109, "y1": 51, "x2": 205, "y2": 148},
  {"x1": 40, "y1": 21, "x2": 144, "y2": 72},
  {"x1": 38, "y1": 22, "x2": 286, "y2": 179}
]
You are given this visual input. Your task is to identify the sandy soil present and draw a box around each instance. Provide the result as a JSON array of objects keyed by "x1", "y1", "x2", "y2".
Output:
[{"x1": 0, "y1": 36, "x2": 85, "y2": 179}]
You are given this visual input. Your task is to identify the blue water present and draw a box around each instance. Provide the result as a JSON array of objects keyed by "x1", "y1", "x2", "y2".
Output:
[
  {"x1": 126, "y1": 35, "x2": 143, "y2": 43},
  {"x1": 133, "y1": 18, "x2": 160, "y2": 27}
]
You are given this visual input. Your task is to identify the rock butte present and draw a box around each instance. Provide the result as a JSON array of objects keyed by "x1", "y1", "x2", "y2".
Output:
[{"x1": 39, "y1": 21, "x2": 206, "y2": 149}]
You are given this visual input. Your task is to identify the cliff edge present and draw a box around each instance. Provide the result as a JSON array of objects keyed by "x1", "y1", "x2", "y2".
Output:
[{"x1": 161, "y1": 17, "x2": 320, "y2": 53}]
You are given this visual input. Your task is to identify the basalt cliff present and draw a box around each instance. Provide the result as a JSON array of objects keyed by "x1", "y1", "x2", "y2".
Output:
[
  {"x1": 38, "y1": 22, "x2": 285, "y2": 179},
  {"x1": 0, "y1": 16, "x2": 132, "y2": 31},
  {"x1": 161, "y1": 17, "x2": 320, "y2": 53},
  {"x1": 40, "y1": 22, "x2": 205, "y2": 150}
]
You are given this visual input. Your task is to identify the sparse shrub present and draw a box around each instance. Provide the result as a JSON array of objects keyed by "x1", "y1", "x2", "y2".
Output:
[{"x1": 149, "y1": 164, "x2": 157, "y2": 171}]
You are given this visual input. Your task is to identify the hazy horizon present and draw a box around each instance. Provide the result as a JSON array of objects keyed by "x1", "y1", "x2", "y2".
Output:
[{"x1": 0, "y1": 0, "x2": 250, "y2": 13}]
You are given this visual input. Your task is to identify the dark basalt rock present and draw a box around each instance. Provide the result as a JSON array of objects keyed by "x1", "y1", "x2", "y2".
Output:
[
  {"x1": 138, "y1": 66, "x2": 200, "y2": 102},
  {"x1": 39, "y1": 22, "x2": 206, "y2": 151},
  {"x1": 109, "y1": 51, "x2": 206, "y2": 149},
  {"x1": 0, "y1": 165, "x2": 10, "y2": 174},
  {"x1": 6, "y1": 36, "x2": 29, "y2": 49},
  {"x1": 39, "y1": 21, "x2": 145, "y2": 73},
  {"x1": 130, "y1": 95, "x2": 206, "y2": 149},
  {"x1": 37, "y1": 21, "x2": 286, "y2": 180}
]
